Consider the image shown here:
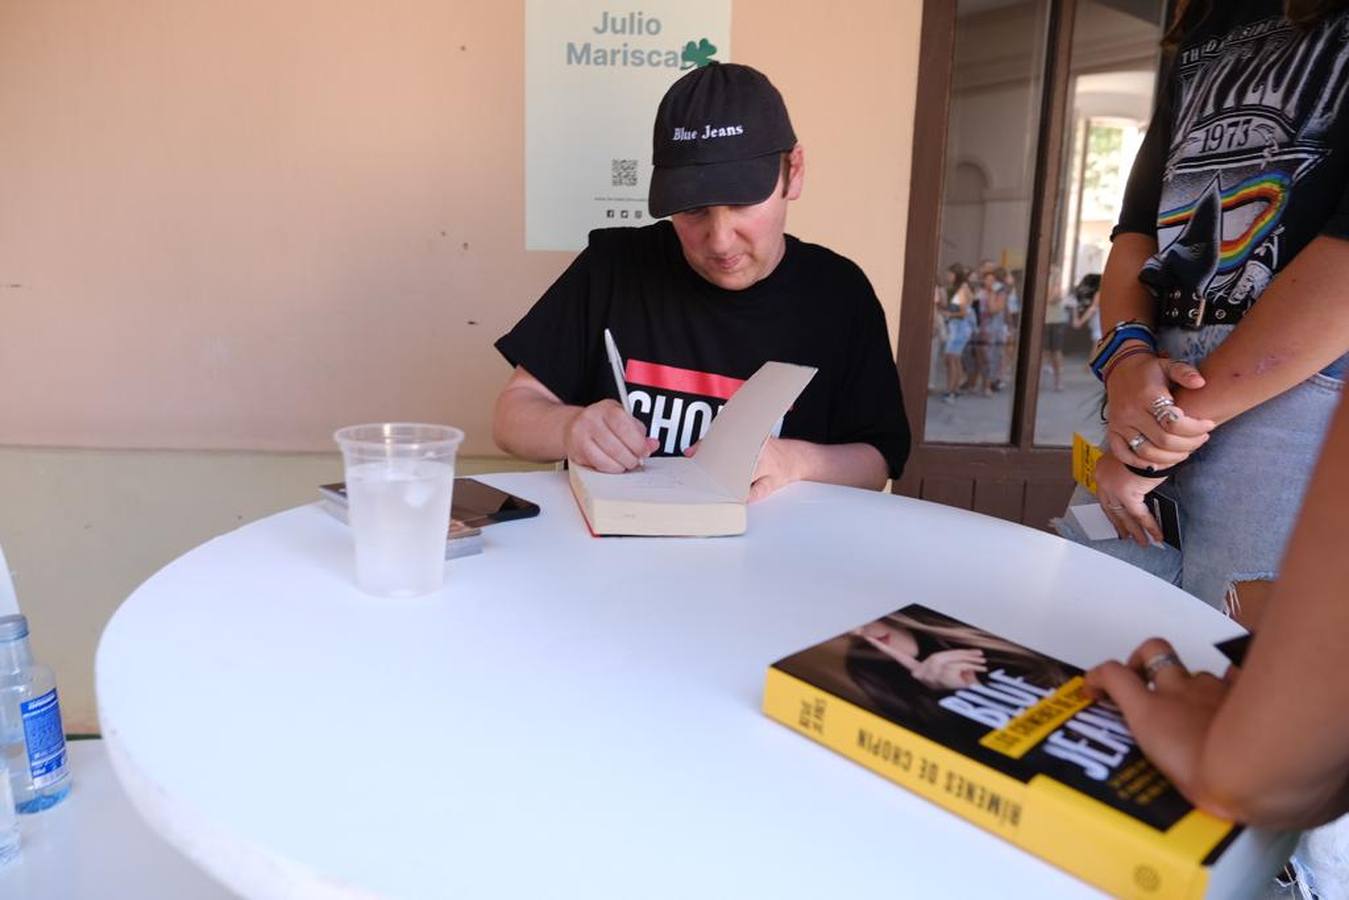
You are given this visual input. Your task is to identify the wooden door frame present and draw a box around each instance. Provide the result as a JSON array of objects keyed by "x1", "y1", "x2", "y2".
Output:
[{"x1": 893, "y1": 0, "x2": 1080, "y2": 526}]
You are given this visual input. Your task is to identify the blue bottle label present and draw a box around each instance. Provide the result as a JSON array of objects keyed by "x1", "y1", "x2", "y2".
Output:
[{"x1": 20, "y1": 689, "x2": 67, "y2": 789}]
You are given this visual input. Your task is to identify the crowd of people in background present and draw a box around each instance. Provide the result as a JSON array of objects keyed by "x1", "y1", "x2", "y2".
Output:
[
  {"x1": 932, "y1": 259, "x2": 1020, "y2": 404},
  {"x1": 933, "y1": 260, "x2": 1105, "y2": 401}
]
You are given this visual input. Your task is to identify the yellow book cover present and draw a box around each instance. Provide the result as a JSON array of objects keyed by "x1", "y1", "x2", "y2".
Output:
[
  {"x1": 763, "y1": 604, "x2": 1295, "y2": 899},
  {"x1": 1072, "y1": 432, "x2": 1104, "y2": 495}
]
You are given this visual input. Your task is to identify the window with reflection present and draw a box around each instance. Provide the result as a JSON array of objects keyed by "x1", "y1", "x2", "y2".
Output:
[
  {"x1": 1035, "y1": 0, "x2": 1167, "y2": 447},
  {"x1": 924, "y1": 0, "x2": 1049, "y2": 445}
]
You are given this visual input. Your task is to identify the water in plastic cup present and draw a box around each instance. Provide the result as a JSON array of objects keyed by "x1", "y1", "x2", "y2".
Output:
[{"x1": 334, "y1": 424, "x2": 464, "y2": 597}]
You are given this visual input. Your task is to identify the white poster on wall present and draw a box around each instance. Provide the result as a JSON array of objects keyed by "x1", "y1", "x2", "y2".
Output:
[{"x1": 525, "y1": 0, "x2": 732, "y2": 251}]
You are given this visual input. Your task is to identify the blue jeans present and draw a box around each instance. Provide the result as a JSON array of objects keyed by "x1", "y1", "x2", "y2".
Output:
[
  {"x1": 1055, "y1": 370, "x2": 1344, "y2": 609},
  {"x1": 943, "y1": 316, "x2": 972, "y2": 356}
]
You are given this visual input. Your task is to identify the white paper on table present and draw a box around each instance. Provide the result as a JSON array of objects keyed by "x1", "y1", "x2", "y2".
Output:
[{"x1": 1068, "y1": 503, "x2": 1119, "y2": 542}]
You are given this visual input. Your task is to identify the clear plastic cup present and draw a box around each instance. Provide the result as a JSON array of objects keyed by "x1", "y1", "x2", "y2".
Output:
[{"x1": 334, "y1": 424, "x2": 464, "y2": 597}]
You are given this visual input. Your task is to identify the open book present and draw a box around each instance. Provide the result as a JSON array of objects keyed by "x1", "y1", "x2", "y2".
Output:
[{"x1": 568, "y1": 361, "x2": 817, "y2": 536}]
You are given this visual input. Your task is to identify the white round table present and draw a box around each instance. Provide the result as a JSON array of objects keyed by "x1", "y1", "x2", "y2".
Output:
[{"x1": 96, "y1": 472, "x2": 1246, "y2": 900}]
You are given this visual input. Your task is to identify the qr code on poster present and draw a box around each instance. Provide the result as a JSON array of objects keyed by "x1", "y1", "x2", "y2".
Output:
[{"x1": 611, "y1": 158, "x2": 638, "y2": 187}]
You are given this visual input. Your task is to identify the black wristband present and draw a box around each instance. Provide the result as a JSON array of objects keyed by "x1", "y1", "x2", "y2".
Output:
[{"x1": 1124, "y1": 459, "x2": 1186, "y2": 479}]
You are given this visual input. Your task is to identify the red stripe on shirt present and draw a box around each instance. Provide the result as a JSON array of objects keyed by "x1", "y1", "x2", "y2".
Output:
[{"x1": 623, "y1": 360, "x2": 745, "y2": 401}]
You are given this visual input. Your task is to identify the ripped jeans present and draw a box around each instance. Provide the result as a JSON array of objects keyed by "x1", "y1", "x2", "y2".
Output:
[{"x1": 1056, "y1": 368, "x2": 1344, "y2": 610}]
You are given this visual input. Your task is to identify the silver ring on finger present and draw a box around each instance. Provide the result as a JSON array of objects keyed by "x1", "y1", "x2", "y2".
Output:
[
  {"x1": 1143, "y1": 651, "x2": 1183, "y2": 683},
  {"x1": 1153, "y1": 405, "x2": 1181, "y2": 427},
  {"x1": 1148, "y1": 395, "x2": 1176, "y2": 414},
  {"x1": 1105, "y1": 503, "x2": 1124, "y2": 511},
  {"x1": 1127, "y1": 433, "x2": 1148, "y2": 452}
]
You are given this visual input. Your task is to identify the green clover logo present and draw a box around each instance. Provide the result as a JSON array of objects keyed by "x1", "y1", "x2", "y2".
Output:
[{"x1": 681, "y1": 38, "x2": 718, "y2": 69}]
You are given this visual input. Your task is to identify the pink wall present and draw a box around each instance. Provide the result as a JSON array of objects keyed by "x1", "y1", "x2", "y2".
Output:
[{"x1": 0, "y1": 1, "x2": 920, "y2": 454}]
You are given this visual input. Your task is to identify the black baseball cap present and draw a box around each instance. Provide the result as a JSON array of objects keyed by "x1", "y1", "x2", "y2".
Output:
[{"x1": 649, "y1": 63, "x2": 797, "y2": 218}]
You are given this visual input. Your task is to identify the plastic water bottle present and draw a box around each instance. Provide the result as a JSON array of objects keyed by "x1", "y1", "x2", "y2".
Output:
[
  {"x1": 0, "y1": 758, "x2": 18, "y2": 866},
  {"x1": 0, "y1": 615, "x2": 70, "y2": 813}
]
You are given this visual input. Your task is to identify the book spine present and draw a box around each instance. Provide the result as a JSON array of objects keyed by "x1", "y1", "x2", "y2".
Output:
[
  {"x1": 566, "y1": 465, "x2": 601, "y2": 538},
  {"x1": 762, "y1": 667, "x2": 1209, "y2": 900}
]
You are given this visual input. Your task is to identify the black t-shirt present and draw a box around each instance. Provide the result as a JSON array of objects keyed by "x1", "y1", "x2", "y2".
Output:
[
  {"x1": 495, "y1": 221, "x2": 910, "y2": 478},
  {"x1": 1116, "y1": 1, "x2": 1349, "y2": 331}
]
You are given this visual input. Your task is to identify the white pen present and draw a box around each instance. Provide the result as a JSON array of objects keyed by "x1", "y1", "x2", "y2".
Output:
[
  {"x1": 603, "y1": 328, "x2": 631, "y2": 413},
  {"x1": 603, "y1": 328, "x2": 648, "y2": 470}
]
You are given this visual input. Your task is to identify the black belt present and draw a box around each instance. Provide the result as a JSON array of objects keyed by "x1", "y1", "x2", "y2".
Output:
[{"x1": 1157, "y1": 287, "x2": 1252, "y2": 328}]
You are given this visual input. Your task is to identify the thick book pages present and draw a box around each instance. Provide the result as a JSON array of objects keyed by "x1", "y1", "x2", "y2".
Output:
[
  {"x1": 763, "y1": 604, "x2": 1295, "y2": 899},
  {"x1": 568, "y1": 361, "x2": 817, "y2": 537}
]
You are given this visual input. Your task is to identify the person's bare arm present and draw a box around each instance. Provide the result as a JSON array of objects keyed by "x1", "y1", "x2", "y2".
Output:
[
  {"x1": 1089, "y1": 397, "x2": 1349, "y2": 828},
  {"x1": 747, "y1": 438, "x2": 889, "y2": 501},
  {"x1": 1174, "y1": 235, "x2": 1349, "y2": 427},
  {"x1": 492, "y1": 367, "x2": 581, "y2": 462},
  {"x1": 1189, "y1": 394, "x2": 1349, "y2": 826},
  {"x1": 492, "y1": 367, "x2": 655, "y2": 472},
  {"x1": 1099, "y1": 232, "x2": 1160, "y2": 331}
]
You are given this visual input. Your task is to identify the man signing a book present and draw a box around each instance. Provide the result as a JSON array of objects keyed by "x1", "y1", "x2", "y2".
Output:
[{"x1": 492, "y1": 62, "x2": 909, "y2": 500}]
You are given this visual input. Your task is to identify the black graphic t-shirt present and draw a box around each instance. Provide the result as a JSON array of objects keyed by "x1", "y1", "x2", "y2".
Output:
[
  {"x1": 1116, "y1": 1, "x2": 1349, "y2": 375},
  {"x1": 495, "y1": 221, "x2": 910, "y2": 478}
]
